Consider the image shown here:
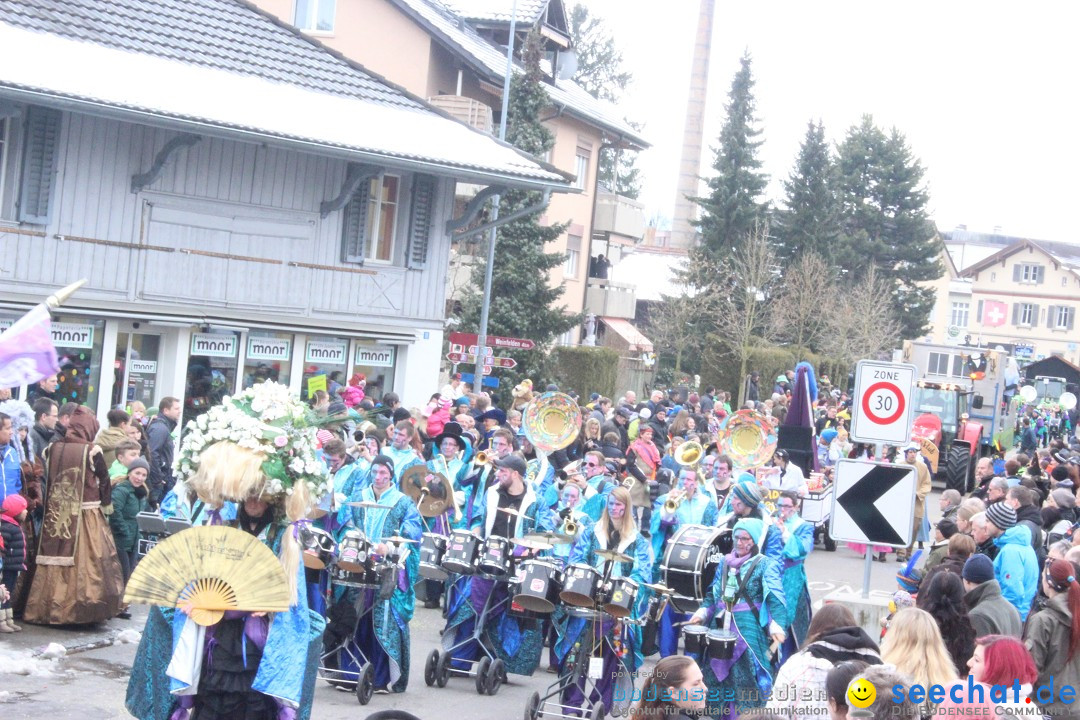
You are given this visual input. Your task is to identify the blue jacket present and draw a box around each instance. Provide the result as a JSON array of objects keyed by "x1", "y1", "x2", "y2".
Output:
[
  {"x1": 993, "y1": 524, "x2": 1039, "y2": 620},
  {"x1": 0, "y1": 443, "x2": 21, "y2": 502}
]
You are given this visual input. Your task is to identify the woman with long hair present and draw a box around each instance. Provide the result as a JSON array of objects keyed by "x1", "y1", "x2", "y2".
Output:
[
  {"x1": 1025, "y1": 557, "x2": 1080, "y2": 717},
  {"x1": 766, "y1": 604, "x2": 881, "y2": 719},
  {"x1": 667, "y1": 410, "x2": 692, "y2": 440},
  {"x1": 917, "y1": 572, "x2": 976, "y2": 676},
  {"x1": 955, "y1": 497, "x2": 987, "y2": 535},
  {"x1": 881, "y1": 607, "x2": 958, "y2": 716},
  {"x1": 554, "y1": 486, "x2": 652, "y2": 717},
  {"x1": 689, "y1": 517, "x2": 787, "y2": 717},
  {"x1": 937, "y1": 635, "x2": 1040, "y2": 715},
  {"x1": 632, "y1": 655, "x2": 708, "y2": 718},
  {"x1": 581, "y1": 417, "x2": 603, "y2": 454}
]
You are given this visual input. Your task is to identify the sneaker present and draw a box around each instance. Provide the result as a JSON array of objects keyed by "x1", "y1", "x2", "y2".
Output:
[
  {"x1": 116, "y1": 610, "x2": 132, "y2": 620},
  {"x1": 374, "y1": 686, "x2": 391, "y2": 695}
]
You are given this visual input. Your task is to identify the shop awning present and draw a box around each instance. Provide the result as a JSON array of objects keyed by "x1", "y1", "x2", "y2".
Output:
[{"x1": 601, "y1": 317, "x2": 653, "y2": 353}]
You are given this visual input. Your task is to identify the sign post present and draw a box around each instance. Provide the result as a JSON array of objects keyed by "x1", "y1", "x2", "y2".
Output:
[
  {"x1": 849, "y1": 360, "x2": 917, "y2": 446},
  {"x1": 830, "y1": 459, "x2": 917, "y2": 598}
]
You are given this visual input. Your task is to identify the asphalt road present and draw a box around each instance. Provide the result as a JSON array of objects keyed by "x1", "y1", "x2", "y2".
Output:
[{"x1": 0, "y1": 497, "x2": 938, "y2": 720}]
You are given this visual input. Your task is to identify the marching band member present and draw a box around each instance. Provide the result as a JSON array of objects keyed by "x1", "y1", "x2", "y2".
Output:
[
  {"x1": 552, "y1": 482, "x2": 591, "y2": 563},
  {"x1": 724, "y1": 480, "x2": 784, "y2": 562},
  {"x1": 344, "y1": 454, "x2": 423, "y2": 694},
  {"x1": 554, "y1": 486, "x2": 653, "y2": 717},
  {"x1": 415, "y1": 423, "x2": 468, "y2": 608},
  {"x1": 772, "y1": 490, "x2": 814, "y2": 661},
  {"x1": 442, "y1": 454, "x2": 553, "y2": 676},
  {"x1": 689, "y1": 517, "x2": 787, "y2": 717},
  {"x1": 580, "y1": 451, "x2": 618, "y2": 521},
  {"x1": 384, "y1": 421, "x2": 423, "y2": 484},
  {"x1": 458, "y1": 428, "x2": 515, "y2": 530},
  {"x1": 702, "y1": 454, "x2": 736, "y2": 517},
  {"x1": 651, "y1": 468, "x2": 715, "y2": 657}
]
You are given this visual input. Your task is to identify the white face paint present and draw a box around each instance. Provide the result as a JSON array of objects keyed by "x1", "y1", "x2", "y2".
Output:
[{"x1": 607, "y1": 496, "x2": 626, "y2": 521}]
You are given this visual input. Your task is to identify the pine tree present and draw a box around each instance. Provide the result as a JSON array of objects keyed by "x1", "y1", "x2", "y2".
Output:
[
  {"x1": 692, "y1": 52, "x2": 769, "y2": 260},
  {"x1": 773, "y1": 120, "x2": 840, "y2": 265},
  {"x1": 458, "y1": 32, "x2": 579, "y2": 388},
  {"x1": 835, "y1": 116, "x2": 942, "y2": 339}
]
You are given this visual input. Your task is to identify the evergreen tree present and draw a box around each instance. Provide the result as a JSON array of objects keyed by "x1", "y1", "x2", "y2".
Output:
[
  {"x1": 835, "y1": 116, "x2": 942, "y2": 339},
  {"x1": 773, "y1": 120, "x2": 841, "y2": 265},
  {"x1": 692, "y1": 52, "x2": 769, "y2": 260},
  {"x1": 458, "y1": 32, "x2": 579, "y2": 387}
]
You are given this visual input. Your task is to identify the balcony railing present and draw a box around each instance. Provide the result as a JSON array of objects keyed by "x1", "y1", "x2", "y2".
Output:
[
  {"x1": 585, "y1": 278, "x2": 636, "y2": 320},
  {"x1": 427, "y1": 95, "x2": 494, "y2": 135},
  {"x1": 593, "y1": 192, "x2": 646, "y2": 242}
]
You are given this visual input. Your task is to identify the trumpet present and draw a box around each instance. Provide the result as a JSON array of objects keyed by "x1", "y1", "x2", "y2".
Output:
[
  {"x1": 473, "y1": 450, "x2": 495, "y2": 467},
  {"x1": 664, "y1": 490, "x2": 686, "y2": 514},
  {"x1": 561, "y1": 517, "x2": 579, "y2": 536}
]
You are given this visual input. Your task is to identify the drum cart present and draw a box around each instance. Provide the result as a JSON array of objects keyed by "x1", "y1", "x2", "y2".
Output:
[
  {"x1": 525, "y1": 607, "x2": 609, "y2": 720},
  {"x1": 424, "y1": 573, "x2": 509, "y2": 695}
]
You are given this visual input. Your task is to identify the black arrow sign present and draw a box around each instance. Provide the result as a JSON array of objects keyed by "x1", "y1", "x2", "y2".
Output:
[{"x1": 837, "y1": 465, "x2": 913, "y2": 545}]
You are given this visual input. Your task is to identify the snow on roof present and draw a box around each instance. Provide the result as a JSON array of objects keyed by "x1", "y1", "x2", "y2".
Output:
[
  {"x1": 0, "y1": 20, "x2": 569, "y2": 188},
  {"x1": 393, "y1": 0, "x2": 648, "y2": 148},
  {"x1": 441, "y1": 0, "x2": 548, "y2": 24}
]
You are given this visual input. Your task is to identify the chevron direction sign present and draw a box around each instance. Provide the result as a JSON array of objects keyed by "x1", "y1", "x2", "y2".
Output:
[{"x1": 829, "y1": 459, "x2": 916, "y2": 547}]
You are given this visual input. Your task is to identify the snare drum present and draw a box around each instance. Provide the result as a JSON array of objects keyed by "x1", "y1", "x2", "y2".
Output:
[
  {"x1": 602, "y1": 576, "x2": 639, "y2": 619},
  {"x1": 682, "y1": 624, "x2": 708, "y2": 657},
  {"x1": 513, "y1": 559, "x2": 562, "y2": 614},
  {"x1": 478, "y1": 536, "x2": 512, "y2": 577},
  {"x1": 661, "y1": 524, "x2": 733, "y2": 613},
  {"x1": 300, "y1": 525, "x2": 337, "y2": 570},
  {"x1": 337, "y1": 530, "x2": 370, "y2": 572},
  {"x1": 419, "y1": 533, "x2": 449, "y2": 581},
  {"x1": 441, "y1": 529, "x2": 480, "y2": 575},
  {"x1": 706, "y1": 629, "x2": 736, "y2": 660},
  {"x1": 560, "y1": 563, "x2": 600, "y2": 608},
  {"x1": 328, "y1": 563, "x2": 375, "y2": 588}
]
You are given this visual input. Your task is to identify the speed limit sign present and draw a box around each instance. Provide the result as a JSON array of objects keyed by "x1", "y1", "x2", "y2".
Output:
[{"x1": 849, "y1": 360, "x2": 917, "y2": 445}]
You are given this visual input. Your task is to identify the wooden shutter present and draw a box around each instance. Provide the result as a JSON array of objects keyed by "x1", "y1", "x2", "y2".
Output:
[
  {"x1": 976, "y1": 300, "x2": 984, "y2": 323},
  {"x1": 1048, "y1": 305, "x2": 1058, "y2": 329},
  {"x1": 405, "y1": 174, "x2": 436, "y2": 269},
  {"x1": 1069, "y1": 308, "x2": 1076, "y2": 331},
  {"x1": 1036, "y1": 265, "x2": 1045, "y2": 284},
  {"x1": 1030, "y1": 304, "x2": 1039, "y2": 326},
  {"x1": 17, "y1": 105, "x2": 62, "y2": 224},
  {"x1": 1012, "y1": 265, "x2": 1022, "y2": 282},
  {"x1": 341, "y1": 177, "x2": 374, "y2": 264},
  {"x1": 1011, "y1": 304, "x2": 1019, "y2": 325}
]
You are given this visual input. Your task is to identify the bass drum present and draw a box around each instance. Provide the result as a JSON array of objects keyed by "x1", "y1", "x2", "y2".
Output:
[{"x1": 660, "y1": 524, "x2": 732, "y2": 614}]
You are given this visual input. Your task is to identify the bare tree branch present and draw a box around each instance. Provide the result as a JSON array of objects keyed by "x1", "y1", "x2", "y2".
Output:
[
  {"x1": 771, "y1": 251, "x2": 836, "y2": 360},
  {"x1": 823, "y1": 265, "x2": 901, "y2": 366}
]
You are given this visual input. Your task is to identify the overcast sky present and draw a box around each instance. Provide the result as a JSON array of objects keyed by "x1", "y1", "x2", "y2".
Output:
[{"x1": 581, "y1": 0, "x2": 1080, "y2": 242}]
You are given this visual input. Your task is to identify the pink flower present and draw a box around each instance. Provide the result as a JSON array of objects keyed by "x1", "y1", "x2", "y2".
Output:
[{"x1": 273, "y1": 435, "x2": 289, "y2": 448}]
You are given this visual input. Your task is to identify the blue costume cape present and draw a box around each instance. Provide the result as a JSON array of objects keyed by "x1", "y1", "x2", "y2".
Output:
[{"x1": 777, "y1": 514, "x2": 814, "y2": 662}]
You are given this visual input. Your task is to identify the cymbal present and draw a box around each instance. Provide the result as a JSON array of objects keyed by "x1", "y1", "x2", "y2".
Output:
[
  {"x1": 513, "y1": 536, "x2": 553, "y2": 550},
  {"x1": 524, "y1": 531, "x2": 572, "y2": 545},
  {"x1": 385, "y1": 535, "x2": 419, "y2": 544},
  {"x1": 345, "y1": 501, "x2": 393, "y2": 509},
  {"x1": 596, "y1": 548, "x2": 632, "y2": 563},
  {"x1": 401, "y1": 466, "x2": 452, "y2": 518},
  {"x1": 643, "y1": 582, "x2": 675, "y2": 595}
]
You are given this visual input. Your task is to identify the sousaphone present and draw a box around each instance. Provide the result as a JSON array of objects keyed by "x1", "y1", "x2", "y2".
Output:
[
  {"x1": 716, "y1": 409, "x2": 777, "y2": 470},
  {"x1": 401, "y1": 464, "x2": 451, "y2": 518},
  {"x1": 523, "y1": 391, "x2": 582, "y2": 453}
]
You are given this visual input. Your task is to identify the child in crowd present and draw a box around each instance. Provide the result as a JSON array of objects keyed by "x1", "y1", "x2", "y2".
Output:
[
  {"x1": 0, "y1": 494, "x2": 28, "y2": 632},
  {"x1": 109, "y1": 439, "x2": 143, "y2": 486}
]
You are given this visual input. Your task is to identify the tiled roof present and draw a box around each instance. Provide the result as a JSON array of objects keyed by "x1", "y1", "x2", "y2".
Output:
[
  {"x1": 441, "y1": 0, "x2": 548, "y2": 24},
  {"x1": 0, "y1": 0, "x2": 423, "y2": 109},
  {"x1": 0, "y1": 0, "x2": 571, "y2": 187},
  {"x1": 393, "y1": 0, "x2": 648, "y2": 148}
]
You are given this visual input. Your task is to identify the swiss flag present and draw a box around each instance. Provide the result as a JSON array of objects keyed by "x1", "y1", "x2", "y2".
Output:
[{"x1": 984, "y1": 300, "x2": 1008, "y2": 327}]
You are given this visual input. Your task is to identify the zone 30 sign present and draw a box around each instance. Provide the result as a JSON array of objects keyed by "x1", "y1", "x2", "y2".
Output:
[{"x1": 849, "y1": 360, "x2": 917, "y2": 446}]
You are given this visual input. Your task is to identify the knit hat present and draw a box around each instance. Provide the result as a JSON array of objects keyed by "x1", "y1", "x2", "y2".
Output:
[
  {"x1": 127, "y1": 457, "x2": 151, "y2": 474},
  {"x1": 732, "y1": 482, "x2": 763, "y2": 509},
  {"x1": 370, "y1": 454, "x2": 395, "y2": 477},
  {"x1": 896, "y1": 564, "x2": 923, "y2": 594},
  {"x1": 2, "y1": 493, "x2": 27, "y2": 518},
  {"x1": 392, "y1": 407, "x2": 412, "y2": 424},
  {"x1": 936, "y1": 518, "x2": 958, "y2": 539},
  {"x1": 985, "y1": 502, "x2": 1017, "y2": 531},
  {"x1": 962, "y1": 554, "x2": 996, "y2": 584},
  {"x1": 889, "y1": 590, "x2": 915, "y2": 615},
  {"x1": 326, "y1": 401, "x2": 348, "y2": 418},
  {"x1": 1052, "y1": 488, "x2": 1077, "y2": 509}
]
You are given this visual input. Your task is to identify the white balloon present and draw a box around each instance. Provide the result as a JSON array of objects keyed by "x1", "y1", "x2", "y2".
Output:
[
  {"x1": 1020, "y1": 385, "x2": 1038, "y2": 403},
  {"x1": 1061, "y1": 392, "x2": 1077, "y2": 411}
]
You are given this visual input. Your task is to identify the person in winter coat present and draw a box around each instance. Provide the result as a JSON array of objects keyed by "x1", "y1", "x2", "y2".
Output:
[
  {"x1": 1005, "y1": 485, "x2": 1045, "y2": 568},
  {"x1": 766, "y1": 604, "x2": 881, "y2": 720},
  {"x1": 0, "y1": 412, "x2": 21, "y2": 503},
  {"x1": 917, "y1": 572, "x2": 975, "y2": 677},
  {"x1": 919, "y1": 533, "x2": 975, "y2": 597},
  {"x1": 0, "y1": 493, "x2": 28, "y2": 633},
  {"x1": 109, "y1": 457, "x2": 150, "y2": 583},
  {"x1": 146, "y1": 397, "x2": 180, "y2": 507},
  {"x1": 1025, "y1": 558, "x2": 1080, "y2": 718},
  {"x1": 1043, "y1": 488, "x2": 1078, "y2": 547},
  {"x1": 922, "y1": 519, "x2": 960, "y2": 574},
  {"x1": 985, "y1": 503, "x2": 1040, "y2": 620},
  {"x1": 962, "y1": 554, "x2": 1023, "y2": 638},
  {"x1": 936, "y1": 635, "x2": 1040, "y2": 717},
  {"x1": 94, "y1": 409, "x2": 131, "y2": 469}
]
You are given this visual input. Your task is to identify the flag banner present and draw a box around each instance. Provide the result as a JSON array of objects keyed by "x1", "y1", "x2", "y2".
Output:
[{"x1": 0, "y1": 304, "x2": 60, "y2": 387}]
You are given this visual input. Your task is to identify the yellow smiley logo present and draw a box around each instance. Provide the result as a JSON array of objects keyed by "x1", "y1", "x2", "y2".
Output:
[{"x1": 847, "y1": 678, "x2": 876, "y2": 709}]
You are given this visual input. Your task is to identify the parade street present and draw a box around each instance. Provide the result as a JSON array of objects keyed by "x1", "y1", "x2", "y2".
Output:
[{"x1": 0, "y1": 508, "x2": 922, "y2": 720}]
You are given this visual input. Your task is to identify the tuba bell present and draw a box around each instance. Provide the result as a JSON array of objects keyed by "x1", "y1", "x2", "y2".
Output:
[{"x1": 674, "y1": 441, "x2": 704, "y2": 469}]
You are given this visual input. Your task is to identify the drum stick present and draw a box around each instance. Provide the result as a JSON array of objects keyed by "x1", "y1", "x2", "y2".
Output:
[{"x1": 672, "y1": 620, "x2": 693, "y2": 627}]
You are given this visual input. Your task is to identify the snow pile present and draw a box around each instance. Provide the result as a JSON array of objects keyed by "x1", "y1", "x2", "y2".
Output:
[
  {"x1": 0, "y1": 690, "x2": 10, "y2": 702},
  {"x1": 0, "y1": 647, "x2": 68, "y2": 677},
  {"x1": 115, "y1": 628, "x2": 142, "y2": 645},
  {"x1": 40, "y1": 643, "x2": 67, "y2": 659}
]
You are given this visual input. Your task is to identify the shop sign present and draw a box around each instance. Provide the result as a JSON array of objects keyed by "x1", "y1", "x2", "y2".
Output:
[
  {"x1": 247, "y1": 337, "x2": 292, "y2": 362},
  {"x1": 306, "y1": 340, "x2": 347, "y2": 365},
  {"x1": 354, "y1": 344, "x2": 395, "y2": 368},
  {"x1": 51, "y1": 322, "x2": 96, "y2": 349},
  {"x1": 130, "y1": 360, "x2": 158, "y2": 374},
  {"x1": 191, "y1": 333, "x2": 238, "y2": 358}
]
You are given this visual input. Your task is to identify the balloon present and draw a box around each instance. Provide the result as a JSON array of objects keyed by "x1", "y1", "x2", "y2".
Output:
[
  {"x1": 1019, "y1": 385, "x2": 1038, "y2": 403},
  {"x1": 1061, "y1": 392, "x2": 1078, "y2": 411}
]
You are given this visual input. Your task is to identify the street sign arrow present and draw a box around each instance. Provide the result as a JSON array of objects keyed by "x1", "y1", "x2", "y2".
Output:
[
  {"x1": 449, "y1": 332, "x2": 536, "y2": 351},
  {"x1": 829, "y1": 459, "x2": 916, "y2": 547}
]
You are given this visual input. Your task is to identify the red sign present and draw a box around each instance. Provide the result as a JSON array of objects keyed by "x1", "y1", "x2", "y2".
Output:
[
  {"x1": 447, "y1": 352, "x2": 517, "y2": 369},
  {"x1": 983, "y1": 300, "x2": 1007, "y2": 327},
  {"x1": 448, "y1": 332, "x2": 535, "y2": 350},
  {"x1": 860, "y1": 381, "x2": 906, "y2": 425}
]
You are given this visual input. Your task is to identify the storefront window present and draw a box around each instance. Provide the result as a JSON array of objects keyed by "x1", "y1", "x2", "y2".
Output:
[
  {"x1": 52, "y1": 315, "x2": 103, "y2": 409},
  {"x1": 185, "y1": 330, "x2": 240, "y2": 427},
  {"x1": 113, "y1": 331, "x2": 162, "y2": 410},
  {"x1": 301, "y1": 336, "x2": 348, "y2": 401},
  {"x1": 352, "y1": 343, "x2": 397, "y2": 404},
  {"x1": 243, "y1": 331, "x2": 293, "y2": 390}
]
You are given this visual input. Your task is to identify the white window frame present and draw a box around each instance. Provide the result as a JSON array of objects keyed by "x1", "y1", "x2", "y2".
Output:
[
  {"x1": 1056, "y1": 306, "x2": 1073, "y2": 330},
  {"x1": 949, "y1": 301, "x2": 969, "y2": 328},
  {"x1": 564, "y1": 248, "x2": 579, "y2": 277},
  {"x1": 1018, "y1": 302, "x2": 1035, "y2": 327},
  {"x1": 573, "y1": 152, "x2": 589, "y2": 190},
  {"x1": 365, "y1": 174, "x2": 400, "y2": 264},
  {"x1": 294, "y1": 0, "x2": 336, "y2": 32},
  {"x1": 1018, "y1": 263, "x2": 1042, "y2": 283},
  {"x1": 927, "y1": 352, "x2": 964, "y2": 378}
]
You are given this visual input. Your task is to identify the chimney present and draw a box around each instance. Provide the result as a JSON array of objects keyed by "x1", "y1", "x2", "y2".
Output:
[{"x1": 669, "y1": 0, "x2": 715, "y2": 251}]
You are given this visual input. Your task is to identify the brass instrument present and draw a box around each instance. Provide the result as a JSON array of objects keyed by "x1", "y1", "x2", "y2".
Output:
[
  {"x1": 675, "y1": 441, "x2": 704, "y2": 469},
  {"x1": 561, "y1": 517, "x2": 579, "y2": 537},
  {"x1": 473, "y1": 450, "x2": 495, "y2": 467},
  {"x1": 663, "y1": 489, "x2": 686, "y2": 514}
]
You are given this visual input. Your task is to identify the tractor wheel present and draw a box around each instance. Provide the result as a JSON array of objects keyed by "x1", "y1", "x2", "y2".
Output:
[{"x1": 945, "y1": 441, "x2": 972, "y2": 494}]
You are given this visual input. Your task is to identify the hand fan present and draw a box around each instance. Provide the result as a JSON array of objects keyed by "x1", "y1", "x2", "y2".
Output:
[{"x1": 124, "y1": 525, "x2": 291, "y2": 626}]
